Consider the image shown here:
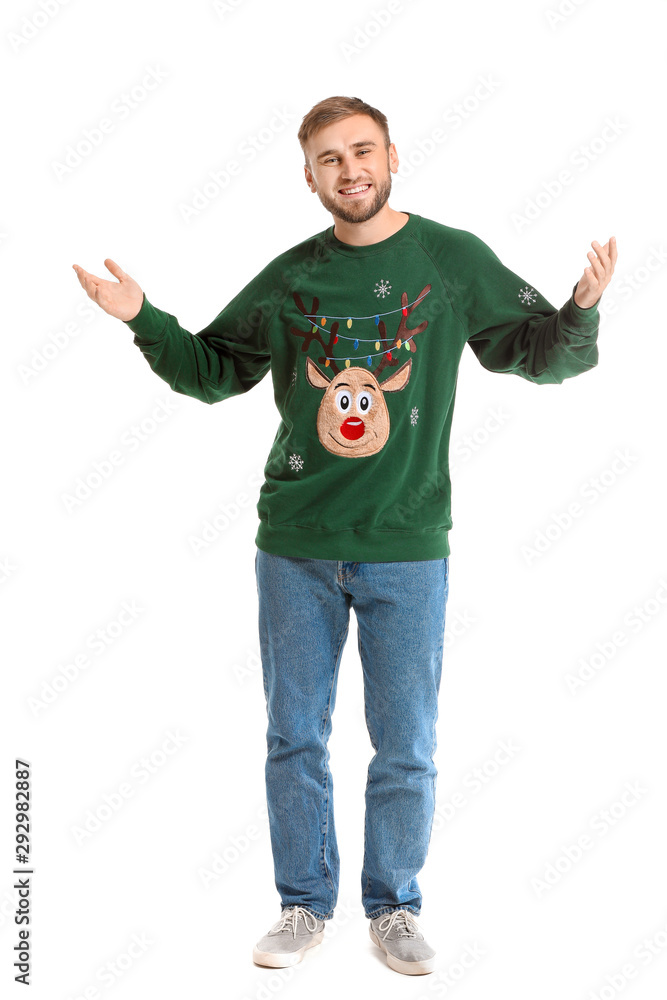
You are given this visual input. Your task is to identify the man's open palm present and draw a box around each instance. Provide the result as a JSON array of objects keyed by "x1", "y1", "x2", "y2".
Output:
[{"x1": 72, "y1": 258, "x2": 143, "y2": 322}]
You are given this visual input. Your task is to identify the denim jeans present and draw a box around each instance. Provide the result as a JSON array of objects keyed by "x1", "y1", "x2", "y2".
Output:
[{"x1": 254, "y1": 548, "x2": 449, "y2": 922}]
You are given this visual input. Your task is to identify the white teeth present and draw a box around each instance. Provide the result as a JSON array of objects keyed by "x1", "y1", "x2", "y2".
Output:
[{"x1": 341, "y1": 184, "x2": 370, "y2": 195}]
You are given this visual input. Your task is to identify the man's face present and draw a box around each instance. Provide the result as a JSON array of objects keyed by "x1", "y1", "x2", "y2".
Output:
[{"x1": 303, "y1": 114, "x2": 398, "y2": 225}]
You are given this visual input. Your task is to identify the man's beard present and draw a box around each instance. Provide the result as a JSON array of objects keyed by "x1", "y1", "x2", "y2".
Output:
[{"x1": 315, "y1": 168, "x2": 393, "y2": 225}]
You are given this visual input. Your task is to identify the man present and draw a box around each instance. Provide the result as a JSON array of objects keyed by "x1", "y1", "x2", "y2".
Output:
[{"x1": 73, "y1": 95, "x2": 617, "y2": 977}]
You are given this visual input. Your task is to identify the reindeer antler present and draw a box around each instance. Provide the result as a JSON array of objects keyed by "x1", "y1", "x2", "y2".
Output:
[
  {"x1": 372, "y1": 283, "x2": 432, "y2": 379},
  {"x1": 290, "y1": 284, "x2": 432, "y2": 379},
  {"x1": 290, "y1": 292, "x2": 341, "y2": 375}
]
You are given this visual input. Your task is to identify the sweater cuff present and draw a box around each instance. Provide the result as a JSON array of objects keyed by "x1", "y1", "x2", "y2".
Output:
[
  {"x1": 123, "y1": 292, "x2": 168, "y2": 344},
  {"x1": 562, "y1": 281, "x2": 600, "y2": 331},
  {"x1": 569, "y1": 281, "x2": 600, "y2": 316}
]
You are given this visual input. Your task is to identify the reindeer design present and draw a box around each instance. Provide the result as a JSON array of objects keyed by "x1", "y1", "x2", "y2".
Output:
[{"x1": 290, "y1": 284, "x2": 432, "y2": 458}]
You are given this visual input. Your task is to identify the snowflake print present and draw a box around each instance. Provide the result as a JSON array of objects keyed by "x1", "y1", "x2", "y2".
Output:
[
  {"x1": 410, "y1": 406, "x2": 419, "y2": 426},
  {"x1": 291, "y1": 368, "x2": 297, "y2": 385},
  {"x1": 289, "y1": 453, "x2": 303, "y2": 472},
  {"x1": 374, "y1": 278, "x2": 392, "y2": 298},
  {"x1": 518, "y1": 285, "x2": 537, "y2": 306}
]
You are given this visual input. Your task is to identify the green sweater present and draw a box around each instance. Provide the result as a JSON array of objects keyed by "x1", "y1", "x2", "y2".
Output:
[{"x1": 124, "y1": 212, "x2": 600, "y2": 561}]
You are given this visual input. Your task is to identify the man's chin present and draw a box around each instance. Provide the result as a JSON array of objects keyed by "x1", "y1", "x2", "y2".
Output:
[
  {"x1": 333, "y1": 207, "x2": 374, "y2": 224},
  {"x1": 330, "y1": 198, "x2": 384, "y2": 225}
]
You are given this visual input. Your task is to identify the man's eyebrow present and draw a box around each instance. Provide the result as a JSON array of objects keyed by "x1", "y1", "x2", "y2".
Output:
[{"x1": 316, "y1": 140, "x2": 378, "y2": 160}]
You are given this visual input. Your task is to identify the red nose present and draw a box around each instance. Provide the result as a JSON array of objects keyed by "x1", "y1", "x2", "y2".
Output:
[{"x1": 340, "y1": 417, "x2": 365, "y2": 440}]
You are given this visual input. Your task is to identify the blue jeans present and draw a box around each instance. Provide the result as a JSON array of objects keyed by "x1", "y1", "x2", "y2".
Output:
[{"x1": 254, "y1": 548, "x2": 450, "y2": 922}]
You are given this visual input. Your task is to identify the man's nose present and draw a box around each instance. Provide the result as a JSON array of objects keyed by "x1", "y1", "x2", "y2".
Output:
[{"x1": 339, "y1": 158, "x2": 361, "y2": 180}]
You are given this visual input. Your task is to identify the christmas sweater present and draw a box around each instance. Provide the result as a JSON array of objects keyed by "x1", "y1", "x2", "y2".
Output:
[{"x1": 124, "y1": 212, "x2": 600, "y2": 562}]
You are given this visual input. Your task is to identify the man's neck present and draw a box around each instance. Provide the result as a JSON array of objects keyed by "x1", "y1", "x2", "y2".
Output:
[{"x1": 331, "y1": 206, "x2": 409, "y2": 247}]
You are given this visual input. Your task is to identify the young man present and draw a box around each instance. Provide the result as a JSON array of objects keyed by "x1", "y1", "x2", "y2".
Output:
[{"x1": 73, "y1": 96, "x2": 617, "y2": 977}]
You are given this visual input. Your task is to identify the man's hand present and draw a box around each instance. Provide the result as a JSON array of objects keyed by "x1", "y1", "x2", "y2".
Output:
[
  {"x1": 573, "y1": 237, "x2": 617, "y2": 309},
  {"x1": 72, "y1": 258, "x2": 144, "y2": 322}
]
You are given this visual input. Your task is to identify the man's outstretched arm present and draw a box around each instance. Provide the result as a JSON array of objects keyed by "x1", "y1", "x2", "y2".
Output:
[
  {"x1": 73, "y1": 258, "x2": 273, "y2": 404},
  {"x1": 457, "y1": 235, "x2": 618, "y2": 385}
]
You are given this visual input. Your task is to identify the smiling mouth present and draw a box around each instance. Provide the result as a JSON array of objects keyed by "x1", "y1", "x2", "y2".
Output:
[
  {"x1": 339, "y1": 183, "x2": 371, "y2": 197},
  {"x1": 327, "y1": 427, "x2": 377, "y2": 449}
]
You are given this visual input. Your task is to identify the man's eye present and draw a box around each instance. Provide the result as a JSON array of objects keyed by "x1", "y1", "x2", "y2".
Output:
[{"x1": 324, "y1": 150, "x2": 370, "y2": 163}]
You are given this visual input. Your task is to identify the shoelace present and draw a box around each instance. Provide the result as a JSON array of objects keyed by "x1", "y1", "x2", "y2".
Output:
[
  {"x1": 269, "y1": 906, "x2": 319, "y2": 938},
  {"x1": 376, "y1": 909, "x2": 421, "y2": 940}
]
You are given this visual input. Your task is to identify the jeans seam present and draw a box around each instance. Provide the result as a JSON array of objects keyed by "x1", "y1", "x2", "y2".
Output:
[
  {"x1": 320, "y1": 622, "x2": 348, "y2": 905},
  {"x1": 358, "y1": 625, "x2": 378, "y2": 904}
]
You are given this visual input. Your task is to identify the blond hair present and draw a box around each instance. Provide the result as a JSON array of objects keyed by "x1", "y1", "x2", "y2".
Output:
[{"x1": 298, "y1": 96, "x2": 390, "y2": 168}]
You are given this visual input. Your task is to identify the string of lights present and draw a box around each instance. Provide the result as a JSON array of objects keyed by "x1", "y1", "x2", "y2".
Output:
[{"x1": 305, "y1": 289, "x2": 430, "y2": 366}]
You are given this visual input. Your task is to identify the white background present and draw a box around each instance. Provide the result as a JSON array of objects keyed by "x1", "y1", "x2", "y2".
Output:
[{"x1": 2, "y1": 0, "x2": 666, "y2": 997}]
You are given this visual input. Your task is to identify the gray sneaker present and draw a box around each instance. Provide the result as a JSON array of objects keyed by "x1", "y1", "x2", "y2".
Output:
[
  {"x1": 369, "y1": 909, "x2": 436, "y2": 975},
  {"x1": 253, "y1": 906, "x2": 326, "y2": 968}
]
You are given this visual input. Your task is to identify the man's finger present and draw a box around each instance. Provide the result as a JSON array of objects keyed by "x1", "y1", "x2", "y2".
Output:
[
  {"x1": 592, "y1": 240, "x2": 608, "y2": 263},
  {"x1": 75, "y1": 265, "x2": 101, "y2": 288},
  {"x1": 73, "y1": 264, "x2": 88, "y2": 287},
  {"x1": 599, "y1": 240, "x2": 615, "y2": 277},
  {"x1": 73, "y1": 265, "x2": 104, "y2": 302},
  {"x1": 592, "y1": 240, "x2": 612, "y2": 278},
  {"x1": 104, "y1": 258, "x2": 125, "y2": 281}
]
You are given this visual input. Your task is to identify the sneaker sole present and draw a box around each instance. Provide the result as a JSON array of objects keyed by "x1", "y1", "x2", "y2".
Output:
[
  {"x1": 253, "y1": 930, "x2": 325, "y2": 968},
  {"x1": 369, "y1": 925, "x2": 435, "y2": 976}
]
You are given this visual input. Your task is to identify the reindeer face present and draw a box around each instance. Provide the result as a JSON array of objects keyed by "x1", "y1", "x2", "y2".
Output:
[
  {"x1": 291, "y1": 282, "x2": 432, "y2": 460},
  {"x1": 305, "y1": 356, "x2": 412, "y2": 457}
]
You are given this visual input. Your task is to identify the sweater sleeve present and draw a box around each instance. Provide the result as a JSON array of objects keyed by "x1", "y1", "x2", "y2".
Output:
[
  {"x1": 123, "y1": 263, "x2": 276, "y2": 404},
  {"x1": 456, "y1": 234, "x2": 600, "y2": 385}
]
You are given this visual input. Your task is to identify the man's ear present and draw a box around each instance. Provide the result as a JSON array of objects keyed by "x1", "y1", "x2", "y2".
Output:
[{"x1": 389, "y1": 143, "x2": 399, "y2": 174}]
